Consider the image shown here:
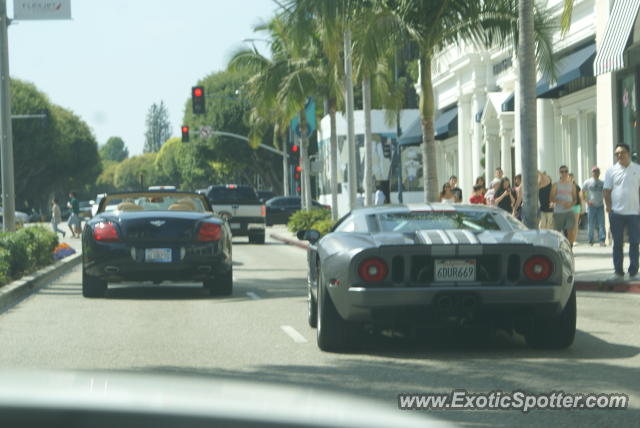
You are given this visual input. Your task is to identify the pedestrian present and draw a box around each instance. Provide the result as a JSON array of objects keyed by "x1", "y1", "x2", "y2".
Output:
[
  {"x1": 485, "y1": 178, "x2": 501, "y2": 206},
  {"x1": 512, "y1": 174, "x2": 523, "y2": 219},
  {"x1": 582, "y1": 166, "x2": 606, "y2": 246},
  {"x1": 374, "y1": 184, "x2": 386, "y2": 206},
  {"x1": 475, "y1": 176, "x2": 487, "y2": 195},
  {"x1": 494, "y1": 178, "x2": 516, "y2": 213},
  {"x1": 550, "y1": 165, "x2": 577, "y2": 245},
  {"x1": 469, "y1": 185, "x2": 486, "y2": 204},
  {"x1": 495, "y1": 167, "x2": 504, "y2": 181},
  {"x1": 603, "y1": 143, "x2": 640, "y2": 280},
  {"x1": 440, "y1": 183, "x2": 457, "y2": 203},
  {"x1": 67, "y1": 191, "x2": 81, "y2": 238},
  {"x1": 538, "y1": 170, "x2": 554, "y2": 229},
  {"x1": 449, "y1": 175, "x2": 462, "y2": 202},
  {"x1": 50, "y1": 199, "x2": 65, "y2": 238},
  {"x1": 568, "y1": 173, "x2": 582, "y2": 245}
]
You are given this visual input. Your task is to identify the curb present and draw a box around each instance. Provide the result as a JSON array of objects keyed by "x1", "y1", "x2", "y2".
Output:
[
  {"x1": 575, "y1": 281, "x2": 640, "y2": 294},
  {"x1": 0, "y1": 252, "x2": 82, "y2": 311},
  {"x1": 270, "y1": 233, "x2": 309, "y2": 250}
]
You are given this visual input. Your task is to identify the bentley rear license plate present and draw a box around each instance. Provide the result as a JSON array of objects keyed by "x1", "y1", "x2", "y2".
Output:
[
  {"x1": 435, "y1": 259, "x2": 476, "y2": 282},
  {"x1": 145, "y1": 248, "x2": 172, "y2": 263}
]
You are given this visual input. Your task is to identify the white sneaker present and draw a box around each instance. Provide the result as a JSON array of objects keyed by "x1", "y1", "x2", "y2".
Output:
[{"x1": 606, "y1": 273, "x2": 625, "y2": 282}]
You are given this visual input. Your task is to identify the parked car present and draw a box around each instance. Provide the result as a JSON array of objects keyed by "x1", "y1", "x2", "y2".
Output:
[
  {"x1": 256, "y1": 190, "x2": 277, "y2": 204},
  {"x1": 81, "y1": 190, "x2": 233, "y2": 298},
  {"x1": 265, "y1": 196, "x2": 330, "y2": 226},
  {"x1": 79, "y1": 201, "x2": 93, "y2": 219},
  {"x1": 299, "y1": 204, "x2": 576, "y2": 352}
]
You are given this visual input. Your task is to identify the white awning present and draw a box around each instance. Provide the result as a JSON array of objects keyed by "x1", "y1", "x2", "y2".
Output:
[{"x1": 594, "y1": 0, "x2": 640, "y2": 76}]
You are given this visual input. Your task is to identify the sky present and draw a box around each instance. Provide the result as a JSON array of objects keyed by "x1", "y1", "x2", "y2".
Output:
[{"x1": 7, "y1": 0, "x2": 277, "y2": 155}]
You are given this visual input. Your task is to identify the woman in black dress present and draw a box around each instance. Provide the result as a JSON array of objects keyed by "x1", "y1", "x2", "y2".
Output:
[{"x1": 494, "y1": 177, "x2": 517, "y2": 213}]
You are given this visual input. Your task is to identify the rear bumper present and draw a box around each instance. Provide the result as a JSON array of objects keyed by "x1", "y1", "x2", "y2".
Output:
[
  {"x1": 331, "y1": 281, "x2": 574, "y2": 324},
  {"x1": 228, "y1": 217, "x2": 265, "y2": 236},
  {"x1": 83, "y1": 241, "x2": 231, "y2": 282}
]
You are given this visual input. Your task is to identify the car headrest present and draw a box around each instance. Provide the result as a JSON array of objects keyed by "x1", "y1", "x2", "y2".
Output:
[{"x1": 117, "y1": 202, "x2": 143, "y2": 211}]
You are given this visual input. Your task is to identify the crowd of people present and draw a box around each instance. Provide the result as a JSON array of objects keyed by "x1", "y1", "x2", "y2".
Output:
[{"x1": 438, "y1": 165, "x2": 604, "y2": 248}]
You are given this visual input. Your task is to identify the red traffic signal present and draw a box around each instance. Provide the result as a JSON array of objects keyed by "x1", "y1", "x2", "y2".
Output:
[
  {"x1": 192, "y1": 86, "x2": 206, "y2": 115},
  {"x1": 295, "y1": 165, "x2": 302, "y2": 173},
  {"x1": 291, "y1": 145, "x2": 298, "y2": 153},
  {"x1": 181, "y1": 125, "x2": 190, "y2": 142}
]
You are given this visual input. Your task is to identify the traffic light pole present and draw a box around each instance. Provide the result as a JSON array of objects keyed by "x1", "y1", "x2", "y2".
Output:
[{"x1": 0, "y1": 0, "x2": 15, "y2": 232}]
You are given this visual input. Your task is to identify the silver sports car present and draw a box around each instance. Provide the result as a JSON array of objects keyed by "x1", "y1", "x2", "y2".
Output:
[{"x1": 299, "y1": 204, "x2": 576, "y2": 352}]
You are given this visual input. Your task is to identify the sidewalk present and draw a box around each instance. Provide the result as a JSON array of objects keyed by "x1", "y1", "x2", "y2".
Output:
[{"x1": 269, "y1": 225, "x2": 640, "y2": 293}]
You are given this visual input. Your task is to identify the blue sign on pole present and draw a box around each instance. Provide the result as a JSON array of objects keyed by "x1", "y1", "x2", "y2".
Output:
[{"x1": 290, "y1": 98, "x2": 316, "y2": 137}]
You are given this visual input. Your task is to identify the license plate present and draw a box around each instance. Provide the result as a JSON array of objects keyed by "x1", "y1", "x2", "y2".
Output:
[
  {"x1": 145, "y1": 248, "x2": 172, "y2": 263},
  {"x1": 435, "y1": 259, "x2": 476, "y2": 282},
  {"x1": 230, "y1": 223, "x2": 241, "y2": 230}
]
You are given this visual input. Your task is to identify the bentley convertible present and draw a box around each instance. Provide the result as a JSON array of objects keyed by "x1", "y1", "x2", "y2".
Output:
[
  {"x1": 299, "y1": 204, "x2": 576, "y2": 352},
  {"x1": 81, "y1": 191, "x2": 233, "y2": 298}
]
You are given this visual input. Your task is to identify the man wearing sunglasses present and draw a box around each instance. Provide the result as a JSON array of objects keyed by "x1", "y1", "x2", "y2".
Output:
[{"x1": 603, "y1": 143, "x2": 640, "y2": 281}]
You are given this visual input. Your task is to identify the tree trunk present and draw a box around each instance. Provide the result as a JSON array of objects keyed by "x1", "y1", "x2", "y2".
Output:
[
  {"x1": 344, "y1": 27, "x2": 357, "y2": 210},
  {"x1": 363, "y1": 75, "x2": 373, "y2": 206},
  {"x1": 299, "y1": 109, "x2": 313, "y2": 211},
  {"x1": 329, "y1": 97, "x2": 339, "y2": 221},
  {"x1": 519, "y1": 0, "x2": 539, "y2": 228},
  {"x1": 419, "y1": 54, "x2": 439, "y2": 202}
]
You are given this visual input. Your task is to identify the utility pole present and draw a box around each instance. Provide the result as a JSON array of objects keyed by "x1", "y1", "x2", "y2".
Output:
[{"x1": 0, "y1": 0, "x2": 15, "y2": 232}]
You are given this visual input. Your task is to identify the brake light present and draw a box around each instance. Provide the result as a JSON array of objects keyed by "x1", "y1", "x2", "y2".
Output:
[
  {"x1": 93, "y1": 222, "x2": 120, "y2": 242},
  {"x1": 358, "y1": 257, "x2": 388, "y2": 282},
  {"x1": 523, "y1": 256, "x2": 552, "y2": 281},
  {"x1": 197, "y1": 223, "x2": 222, "y2": 241},
  {"x1": 261, "y1": 204, "x2": 266, "y2": 217}
]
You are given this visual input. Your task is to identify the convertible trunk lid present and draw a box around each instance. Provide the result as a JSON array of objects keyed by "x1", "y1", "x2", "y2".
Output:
[{"x1": 102, "y1": 211, "x2": 216, "y2": 243}]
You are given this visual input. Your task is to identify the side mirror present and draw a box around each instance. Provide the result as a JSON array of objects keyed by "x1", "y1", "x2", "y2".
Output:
[
  {"x1": 303, "y1": 229, "x2": 321, "y2": 244},
  {"x1": 296, "y1": 230, "x2": 307, "y2": 241}
]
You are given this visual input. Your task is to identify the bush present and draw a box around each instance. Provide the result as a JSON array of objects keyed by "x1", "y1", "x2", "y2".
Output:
[
  {"x1": 0, "y1": 226, "x2": 59, "y2": 285},
  {"x1": 287, "y1": 209, "x2": 331, "y2": 234},
  {"x1": 21, "y1": 226, "x2": 59, "y2": 269},
  {"x1": 311, "y1": 218, "x2": 336, "y2": 236}
]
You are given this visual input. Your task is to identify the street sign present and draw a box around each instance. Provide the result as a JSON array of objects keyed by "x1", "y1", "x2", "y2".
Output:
[
  {"x1": 13, "y1": 0, "x2": 71, "y2": 20},
  {"x1": 199, "y1": 126, "x2": 212, "y2": 138},
  {"x1": 290, "y1": 98, "x2": 316, "y2": 137}
]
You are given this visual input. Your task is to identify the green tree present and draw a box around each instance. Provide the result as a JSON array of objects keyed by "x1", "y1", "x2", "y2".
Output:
[
  {"x1": 143, "y1": 101, "x2": 172, "y2": 153},
  {"x1": 99, "y1": 136, "x2": 129, "y2": 162},
  {"x1": 95, "y1": 160, "x2": 119, "y2": 192},
  {"x1": 114, "y1": 153, "x2": 158, "y2": 190}
]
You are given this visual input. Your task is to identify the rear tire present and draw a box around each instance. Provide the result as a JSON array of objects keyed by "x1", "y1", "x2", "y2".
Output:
[
  {"x1": 82, "y1": 269, "x2": 107, "y2": 298},
  {"x1": 525, "y1": 287, "x2": 576, "y2": 349},
  {"x1": 205, "y1": 267, "x2": 233, "y2": 296},
  {"x1": 249, "y1": 233, "x2": 265, "y2": 244},
  {"x1": 317, "y1": 271, "x2": 357, "y2": 352}
]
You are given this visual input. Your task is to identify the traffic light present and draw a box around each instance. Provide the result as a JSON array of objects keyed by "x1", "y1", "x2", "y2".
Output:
[
  {"x1": 294, "y1": 164, "x2": 301, "y2": 194},
  {"x1": 181, "y1": 125, "x2": 190, "y2": 142},
  {"x1": 383, "y1": 140, "x2": 391, "y2": 158},
  {"x1": 192, "y1": 86, "x2": 206, "y2": 115},
  {"x1": 289, "y1": 143, "x2": 299, "y2": 163}
]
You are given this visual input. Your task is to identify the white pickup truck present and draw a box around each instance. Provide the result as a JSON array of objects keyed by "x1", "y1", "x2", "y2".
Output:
[{"x1": 204, "y1": 185, "x2": 266, "y2": 244}]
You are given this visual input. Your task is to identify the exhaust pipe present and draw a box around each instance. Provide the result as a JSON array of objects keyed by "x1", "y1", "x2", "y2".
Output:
[
  {"x1": 104, "y1": 266, "x2": 120, "y2": 273},
  {"x1": 436, "y1": 295, "x2": 453, "y2": 311},
  {"x1": 461, "y1": 295, "x2": 477, "y2": 311}
]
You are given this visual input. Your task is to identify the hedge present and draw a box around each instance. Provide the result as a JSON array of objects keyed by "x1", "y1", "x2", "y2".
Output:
[
  {"x1": 287, "y1": 209, "x2": 336, "y2": 238},
  {"x1": 0, "y1": 226, "x2": 59, "y2": 286}
]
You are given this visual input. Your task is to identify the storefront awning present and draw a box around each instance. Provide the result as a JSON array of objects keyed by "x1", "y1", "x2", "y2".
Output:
[
  {"x1": 537, "y1": 42, "x2": 596, "y2": 97},
  {"x1": 398, "y1": 107, "x2": 458, "y2": 146},
  {"x1": 594, "y1": 0, "x2": 640, "y2": 76}
]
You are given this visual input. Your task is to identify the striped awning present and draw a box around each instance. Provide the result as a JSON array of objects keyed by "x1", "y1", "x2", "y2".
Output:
[{"x1": 594, "y1": 0, "x2": 640, "y2": 76}]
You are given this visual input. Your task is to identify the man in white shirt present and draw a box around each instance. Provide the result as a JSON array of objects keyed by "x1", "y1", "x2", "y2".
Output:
[
  {"x1": 374, "y1": 184, "x2": 386, "y2": 205},
  {"x1": 603, "y1": 143, "x2": 640, "y2": 280}
]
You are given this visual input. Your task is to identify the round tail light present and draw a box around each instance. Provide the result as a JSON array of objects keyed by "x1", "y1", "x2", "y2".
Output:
[
  {"x1": 358, "y1": 257, "x2": 388, "y2": 282},
  {"x1": 197, "y1": 223, "x2": 222, "y2": 241},
  {"x1": 523, "y1": 256, "x2": 552, "y2": 281}
]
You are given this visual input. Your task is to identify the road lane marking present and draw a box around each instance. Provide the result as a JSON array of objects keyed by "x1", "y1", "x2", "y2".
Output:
[
  {"x1": 280, "y1": 325, "x2": 308, "y2": 343},
  {"x1": 246, "y1": 292, "x2": 261, "y2": 300}
]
